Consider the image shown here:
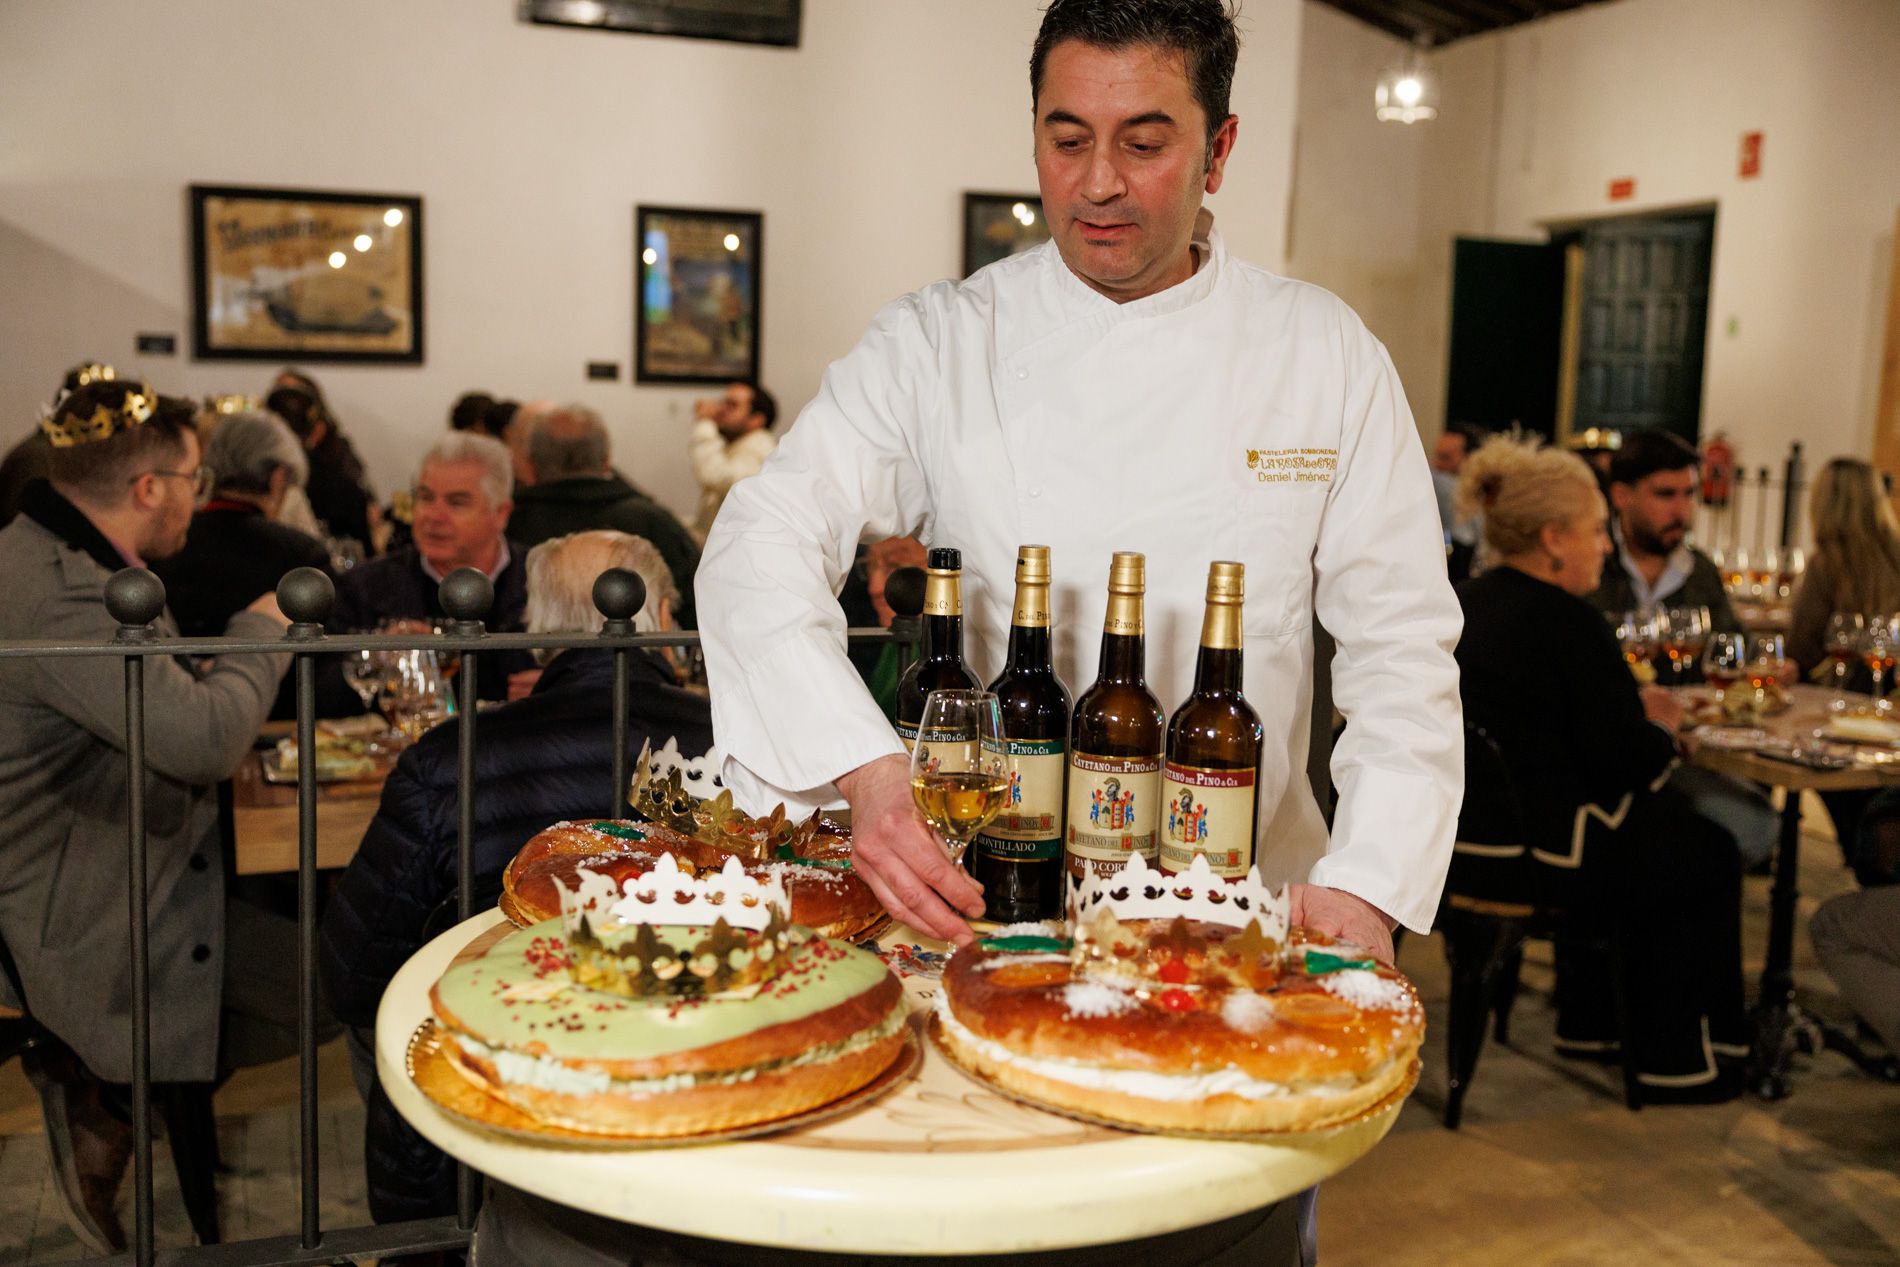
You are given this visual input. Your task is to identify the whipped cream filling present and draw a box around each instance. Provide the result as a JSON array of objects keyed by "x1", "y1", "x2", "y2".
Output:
[
  {"x1": 454, "y1": 1001, "x2": 908, "y2": 1098},
  {"x1": 934, "y1": 995, "x2": 1376, "y2": 1102}
]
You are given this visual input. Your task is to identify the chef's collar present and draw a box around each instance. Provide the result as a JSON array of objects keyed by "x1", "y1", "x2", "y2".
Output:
[{"x1": 1050, "y1": 208, "x2": 1223, "y2": 321}]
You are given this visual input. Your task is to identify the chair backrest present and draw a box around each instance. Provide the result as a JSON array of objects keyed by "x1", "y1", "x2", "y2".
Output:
[{"x1": 1444, "y1": 722, "x2": 1540, "y2": 915}]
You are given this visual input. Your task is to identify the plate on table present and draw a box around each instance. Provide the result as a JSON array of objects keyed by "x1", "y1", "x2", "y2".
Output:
[
  {"x1": 1690, "y1": 726, "x2": 1770, "y2": 753},
  {"x1": 1818, "y1": 715, "x2": 1900, "y2": 746},
  {"x1": 406, "y1": 1019, "x2": 921, "y2": 1147},
  {"x1": 259, "y1": 734, "x2": 383, "y2": 784}
]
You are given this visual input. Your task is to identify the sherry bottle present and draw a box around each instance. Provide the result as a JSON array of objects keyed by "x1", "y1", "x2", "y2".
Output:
[
  {"x1": 974, "y1": 545, "x2": 1072, "y2": 921},
  {"x1": 1065, "y1": 552, "x2": 1165, "y2": 882},
  {"x1": 893, "y1": 546, "x2": 978, "y2": 752},
  {"x1": 1159, "y1": 561, "x2": 1263, "y2": 876}
]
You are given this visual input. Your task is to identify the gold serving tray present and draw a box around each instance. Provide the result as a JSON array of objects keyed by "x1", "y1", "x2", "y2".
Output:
[
  {"x1": 924, "y1": 1014, "x2": 1419, "y2": 1142},
  {"x1": 407, "y1": 1019, "x2": 921, "y2": 1148}
]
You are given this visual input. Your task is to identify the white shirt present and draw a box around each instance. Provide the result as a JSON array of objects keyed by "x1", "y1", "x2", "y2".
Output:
[
  {"x1": 689, "y1": 421, "x2": 778, "y2": 540},
  {"x1": 697, "y1": 225, "x2": 1463, "y2": 933}
]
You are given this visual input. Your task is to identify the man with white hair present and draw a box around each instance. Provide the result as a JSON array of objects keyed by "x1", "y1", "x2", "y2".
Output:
[
  {"x1": 333, "y1": 430, "x2": 526, "y2": 623},
  {"x1": 321, "y1": 529, "x2": 712, "y2": 1224},
  {"x1": 154, "y1": 408, "x2": 331, "y2": 638}
]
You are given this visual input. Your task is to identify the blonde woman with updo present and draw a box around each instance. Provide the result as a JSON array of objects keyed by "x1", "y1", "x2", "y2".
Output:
[{"x1": 1454, "y1": 433, "x2": 1748, "y2": 1102}]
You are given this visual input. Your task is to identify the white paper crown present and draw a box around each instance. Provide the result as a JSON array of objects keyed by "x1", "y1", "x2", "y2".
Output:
[
  {"x1": 1069, "y1": 853, "x2": 1289, "y2": 943},
  {"x1": 642, "y1": 736, "x2": 725, "y2": 794},
  {"x1": 554, "y1": 853, "x2": 788, "y2": 933}
]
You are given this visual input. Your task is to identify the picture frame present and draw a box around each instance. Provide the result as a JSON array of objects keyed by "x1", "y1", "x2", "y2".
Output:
[
  {"x1": 635, "y1": 205, "x2": 763, "y2": 386},
  {"x1": 521, "y1": 0, "x2": 801, "y2": 48},
  {"x1": 190, "y1": 184, "x2": 424, "y2": 364},
  {"x1": 962, "y1": 192, "x2": 1052, "y2": 279}
]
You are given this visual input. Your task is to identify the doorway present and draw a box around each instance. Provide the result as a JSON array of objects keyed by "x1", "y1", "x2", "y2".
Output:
[{"x1": 1445, "y1": 208, "x2": 1716, "y2": 445}]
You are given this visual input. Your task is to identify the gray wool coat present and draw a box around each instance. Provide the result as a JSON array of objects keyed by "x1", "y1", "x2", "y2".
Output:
[{"x1": 0, "y1": 501, "x2": 288, "y2": 1083}]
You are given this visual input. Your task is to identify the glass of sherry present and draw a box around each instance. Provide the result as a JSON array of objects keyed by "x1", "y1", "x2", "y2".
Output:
[
  {"x1": 1701, "y1": 632, "x2": 1746, "y2": 713},
  {"x1": 908, "y1": 689, "x2": 1011, "y2": 867},
  {"x1": 1825, "y1": 612, "x2": 1865, "y2": 713},
  {"x1": 1863, "y1": 615, "x2": 1899, "y2": 715}
]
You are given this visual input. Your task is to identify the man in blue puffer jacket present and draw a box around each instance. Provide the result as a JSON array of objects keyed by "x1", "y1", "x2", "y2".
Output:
[{"x1": 318, "y1": 529, "x2": 713, "y2": 1223}]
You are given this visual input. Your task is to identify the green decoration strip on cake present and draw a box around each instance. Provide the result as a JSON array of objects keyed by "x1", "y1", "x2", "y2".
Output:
[
  {"x1": 979, "y1": 935, "x2": 1073, "y2": 954},
  {"x1": 1303, "y1": 949, "x2": 1377, "y2": 975}
]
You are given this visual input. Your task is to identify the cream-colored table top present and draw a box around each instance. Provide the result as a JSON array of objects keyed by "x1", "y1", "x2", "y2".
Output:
[{"x1": 378, "y1": 909, "x2": 1403, "y2": 1256}]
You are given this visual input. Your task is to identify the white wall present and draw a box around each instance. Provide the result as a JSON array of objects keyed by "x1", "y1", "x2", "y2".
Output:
[
  {"x1": 1289, "y1": 0, "x2": 1900, "y2": 471},
  {"x1": 0, "y1": 0, "x2": 1301, "y2": 522}
]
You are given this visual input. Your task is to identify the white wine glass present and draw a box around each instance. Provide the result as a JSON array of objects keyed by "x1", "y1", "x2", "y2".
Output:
[
  {"x1": 380, "y1": 648, "x2": 452, "y2": 743},
  {"x1": 908, "y1": 689, "x2": 1011, "y2": 867}
]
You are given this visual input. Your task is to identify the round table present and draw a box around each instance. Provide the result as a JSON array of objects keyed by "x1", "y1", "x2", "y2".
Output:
[{"x1": 379, "y1": 910, "x2": 1403, "y2": 1257}]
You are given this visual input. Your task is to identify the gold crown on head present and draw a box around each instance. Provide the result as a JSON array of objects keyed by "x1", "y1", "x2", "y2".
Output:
[
  {"x1": 40, "y1": 382, "x2": 157, "y2": 449},
  {"x1": 1068, "y1": 854, "x2": 1291, "y2": 992},
  {"x1": 553, "y1": 855, "x2": 796, "y2": 999}
]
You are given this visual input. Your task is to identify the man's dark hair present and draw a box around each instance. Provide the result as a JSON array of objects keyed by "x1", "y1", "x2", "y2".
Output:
[
  {"x1": 450, "y1": 391, "x2": 496, "y2": 433},
  {"x1": 265, "y1": 385, "x2": 327, "y2": 443},
  {"x1": 1610, "y1": 429, "x2": 1700, "y2": 487},
  {"x1": 1030, "y1": 0, "x2": 1240, "y2": 156},
  {"x1": 485, "y1": 399, "x2": 520, "y2": 439},
  {"x1": 47, "y1": 382, "x2": 197, "y2": 503},
  {"x1": 746, "y1": 383, "x2": 779, "y2": 431}
]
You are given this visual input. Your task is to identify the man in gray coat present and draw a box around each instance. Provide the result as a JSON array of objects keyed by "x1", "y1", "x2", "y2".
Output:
[{"x1": 0, "y1": 380, "x2": 291, "y2": 1251}]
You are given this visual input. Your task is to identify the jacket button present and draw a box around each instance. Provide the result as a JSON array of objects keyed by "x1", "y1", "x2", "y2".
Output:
[
  {"x1": 192, "y1": 944, "x2": 211, "y2": 963},
  {"x1": 189, "y1": 853, "x2": 208, "y2": 872}
]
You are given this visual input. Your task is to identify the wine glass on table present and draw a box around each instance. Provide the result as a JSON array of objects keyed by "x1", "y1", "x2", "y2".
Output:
[
  {"x1": 1613, "y1": 610, "x2": 1659, "y2": 682},
  {"x1": 380, "y1": 649, "x2": 452, "y2": 743},
  {"x1": 1747, "y1": 633, "x2": 1788, "y2": 711},
  {"x1": 1825, "y1": 613, "x2": 1865, "y2": 713},
  {"x1": 1701, "y1": 632, "x2": 1746, "y2": 714},
  {"x1": 1863, "y1": 615, "x2": 1899, "y2": 716},
  {"x1": 908, "y1": 689, "x2": 1011, "y2": 872}
]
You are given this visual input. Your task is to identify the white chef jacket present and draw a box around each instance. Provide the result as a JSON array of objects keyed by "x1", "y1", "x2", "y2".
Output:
[{"x1": 697, "y1": 222, "x2": 1463, "y2": 933}]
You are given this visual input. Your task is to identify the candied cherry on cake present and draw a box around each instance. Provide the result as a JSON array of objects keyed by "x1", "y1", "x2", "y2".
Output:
[
  {"x1": 1158, "y1": 957, "x2": 1191, "y2": 985},
  {"x1": 1159, "y1": 988, "x2": 1197, "y2": 1013}
]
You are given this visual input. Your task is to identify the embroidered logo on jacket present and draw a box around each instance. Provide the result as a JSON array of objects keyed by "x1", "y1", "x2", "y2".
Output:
[{"x1": 1246, "y1": 448, "x2": 1336, "y2": 485}]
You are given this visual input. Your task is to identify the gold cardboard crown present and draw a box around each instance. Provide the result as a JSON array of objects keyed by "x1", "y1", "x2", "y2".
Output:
[
  {"x1": 41, "y1": 383, "x2": 156, "y2": 449},
  {"x1": 553, "y1": 856, "x2": 796, "y2": 999},
  {"x1": 1069, "y1": 855, "x2": 1290, "y2": 992},
  {"x1": 631, "y1": 763, "x2": 849, "y2": 864}
]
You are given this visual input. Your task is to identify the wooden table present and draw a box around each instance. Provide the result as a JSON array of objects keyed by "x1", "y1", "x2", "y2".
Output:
[
  {"x1": 230, "y1": 724, "x2": 392, "y2": 875},
  {"x1": 1684, "y1": 682, "x2": 1900, "y2": 1097}
]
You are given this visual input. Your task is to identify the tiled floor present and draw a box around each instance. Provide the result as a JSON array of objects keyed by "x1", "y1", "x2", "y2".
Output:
[{"x1": 2, "y1": 797, "x2": 1896, "y2": 1265}]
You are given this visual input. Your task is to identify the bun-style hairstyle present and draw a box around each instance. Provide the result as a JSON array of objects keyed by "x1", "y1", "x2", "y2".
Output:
[{"x1": 1456, "y1": 432, "x2": 1602, "y2": 559}]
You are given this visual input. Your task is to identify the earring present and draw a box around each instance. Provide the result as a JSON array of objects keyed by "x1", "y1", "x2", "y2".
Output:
[{"x1": 1550, "y1": 555, "x2": 1564, "y2": 573}]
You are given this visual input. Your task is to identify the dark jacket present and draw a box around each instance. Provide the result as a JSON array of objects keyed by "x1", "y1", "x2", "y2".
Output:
[
  {"x1": 152, "y1": 501, "x2": 333, "y2": 637},
  {"x1": 1458, "y1": 566, "x2": 1679, "y2": 864},
  {"x1": 330, "y1": 543, "x2": 532, "y2": 701},
  {"x1": 0, "y1": 431, "x2": 52, "y2": 529},
  {"x1": 318, "y1": 647, "x2": 711, "y2": 1221},
  {"x1": 1586, "y1": 535, "x2": 1742, "y2": 634},
  {"x1": 506, "y1": 476, "x2": 701, "y2": 627},
  {"x1": 304, "y1": 435, "x2": 375, "y2": 551}
]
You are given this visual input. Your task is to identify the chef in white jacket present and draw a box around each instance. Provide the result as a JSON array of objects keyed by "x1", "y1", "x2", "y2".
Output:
[{"x1": 698, "y1": 0, "x2": 1462, "y2": 964}]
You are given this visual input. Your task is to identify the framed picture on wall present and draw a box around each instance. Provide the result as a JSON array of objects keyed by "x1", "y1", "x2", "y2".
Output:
[
  {"x1": 521, "y1": 0, "x2": 801, "y2": 48},
  {"x1": 962, "y1": 192, "x2": 1052, "y2": 278},
  {"x1": 189, "y1": 184, "x2": 424, "y2": 363},
  {"x1": 635, "y1": 205, "x2": 763, "y2": 386}
]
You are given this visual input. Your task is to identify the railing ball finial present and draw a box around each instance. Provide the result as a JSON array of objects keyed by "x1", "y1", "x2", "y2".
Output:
[
  {"x1": 592, "y1": 568, "x2": 647, "y2": 631},
  {"x1": 438, "y1": 567, "x2": 494, "y2": 634},
  {"x1": 105, "y1": 567, "x2": 166, "y2": 641},
  {"x1": 884, "y1": 566, "x2": 926, "y2": 620},
  {"x1": 276, "y1": 567, "x2": 335, "y2": 638}
]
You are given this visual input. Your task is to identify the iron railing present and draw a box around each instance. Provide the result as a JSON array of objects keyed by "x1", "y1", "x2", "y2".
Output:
[{"x1": 4, "y1": 562, "x2": 919, "y2": 1267}]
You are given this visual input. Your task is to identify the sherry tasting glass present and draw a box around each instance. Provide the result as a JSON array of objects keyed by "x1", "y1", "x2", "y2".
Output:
[
  {"x1": 1747, "y1": 632, "x2": 1788, "y2": 706},
  {"x1": 1724, "y1": 547, "x2": 1750, "y2": 598},
  {"x1": 1614, "y1": 610, "x2": 1659, "y2": 681},
  {"x1": 907, "y1": 689, "x2": 1011, "y2": 867},
  {"x1": 381, "y1": 649, "x2": 452, "y2": 743},
  {"x1": 1825, "y1": 613, "x2": 1865, "y2": 713},
  {"x1": 1863, "y1": 615, "x2": 1900, "y2": 716},
  {"x1": 1701, "y1": 632, "x2": 1747, "y2": 713}
]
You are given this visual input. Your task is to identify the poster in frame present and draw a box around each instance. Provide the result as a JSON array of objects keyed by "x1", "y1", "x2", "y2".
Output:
[
  {"x1": 635, "y1": 205, "x2": 763, "y2": 386},
  {"x1": 521, "y1": 0, "x2": 801, "y2": 48},
  {"x1": 962, "y1": 192, "x2": 1052, "y2": 279},
  {"x1": 190, "y1": 184, "x2": 424, "y2": 364}
]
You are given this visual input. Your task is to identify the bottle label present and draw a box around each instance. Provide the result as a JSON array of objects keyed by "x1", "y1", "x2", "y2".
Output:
[
  {"x1": 1065, "y1": 751, "x2": 1161, "y2": 876},
  {"x1": 1158, "y1": 762, "x2": 1258, "y2": 877},
  {"x1": 898, "y1": 722, "x2": 976, "y2": 766},
  {"x1": 975, "y1": 738, "x2": 1065, "y2": 862},
  {"x1": 921, "y1": 571, "x2": 962, "y2": 618}
]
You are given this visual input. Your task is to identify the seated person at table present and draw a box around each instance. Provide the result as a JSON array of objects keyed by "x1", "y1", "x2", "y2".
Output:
[
  {"x1": 265, "y1": 370, "x2": 377, "y2": 554},
  {"x1": 331, "y1": 432, "x2": 532, "y2": 700},
  {"x1": 506, "y1": 404, "x2": 701, "y2": 626},
  {"x1": 318, "y1": 529, "x2": 713, "y2": 1223},
  {"x1": 1585, "y1": 428, "x2": 1741, "y2": 636},
  {"x1": 153, "y1": 408, "x2": 331, "y2": 637},
  {"x1": 1789, "y1": 458, "x2": 1900, "y2": 678},
  {"x1": 0, "y1": 381, "x2": 297, "y2": 1251},
  {"x1": 0, "y1": 362, "x2": 114, "y2": 529},
  {"x1": 1455, "y1": 433, "x2": 1748, "y2": 1102}
]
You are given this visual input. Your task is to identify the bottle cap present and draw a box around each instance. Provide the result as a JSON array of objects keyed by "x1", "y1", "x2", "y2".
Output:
[
  {"x1": 1206, "y1": 560, "x2": 1246, "y2": 604},
  {"x1": 1107, "y1": 551, "x2": 1145, "y2": 594},
  {"x1": 1015, "y1": 544, "x2": 1051, "y2": 584},
  {"x1": 926, "y1": 546, "x2": 961, "y2": 572}
]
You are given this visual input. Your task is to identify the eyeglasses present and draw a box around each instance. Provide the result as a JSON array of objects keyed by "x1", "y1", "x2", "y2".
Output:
[{"x1": 137, "y1": 466, "x2": 211, "y2": 498}]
